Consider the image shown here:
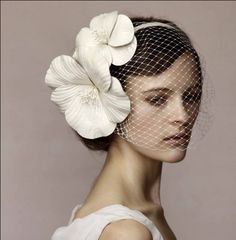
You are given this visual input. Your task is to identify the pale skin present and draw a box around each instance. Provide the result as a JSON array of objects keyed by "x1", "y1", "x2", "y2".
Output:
[{"x1": 73, "y1": 53, "x2": 202, "y2": 240}]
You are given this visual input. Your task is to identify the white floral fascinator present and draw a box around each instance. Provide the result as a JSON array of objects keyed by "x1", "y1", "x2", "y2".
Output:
[{"x1": 45, "y1": 11, "x2": 137, "y2": 139}]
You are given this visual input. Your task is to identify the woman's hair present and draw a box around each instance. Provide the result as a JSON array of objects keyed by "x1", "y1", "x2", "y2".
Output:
[{"x1": 73, "y1": 16, "x2": 203, "y2": 152}]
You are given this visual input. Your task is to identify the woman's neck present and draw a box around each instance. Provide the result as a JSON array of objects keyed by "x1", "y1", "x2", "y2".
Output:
[{"x1": 83, "y1": 136, "x2": 164, "y2": 212}]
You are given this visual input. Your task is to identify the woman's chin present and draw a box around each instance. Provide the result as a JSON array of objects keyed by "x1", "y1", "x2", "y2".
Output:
[
  {"x1": 133, "y1": 143, "x2": 188, "y2": 163},
  {"x1": 160, "y1": 147, "x2": 187, "y2": 163}
]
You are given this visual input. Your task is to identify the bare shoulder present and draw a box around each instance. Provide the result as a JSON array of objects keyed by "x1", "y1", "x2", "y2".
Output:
[{"x1": 98, "y1": 219, "x2": 153, "y2": 240}]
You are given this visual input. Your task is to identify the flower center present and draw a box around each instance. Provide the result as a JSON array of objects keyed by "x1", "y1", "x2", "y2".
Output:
[
  {"x1": 92, "y1": 29, "x2": 108, "y2": 44},
  {"x1": 80, "y1": 86, "x2": 99, "y2": 104}
]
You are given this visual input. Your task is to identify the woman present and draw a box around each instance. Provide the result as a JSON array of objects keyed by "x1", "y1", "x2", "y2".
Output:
[{"x1": 45, "y1": 10, "x2": 204, "y2": 240}]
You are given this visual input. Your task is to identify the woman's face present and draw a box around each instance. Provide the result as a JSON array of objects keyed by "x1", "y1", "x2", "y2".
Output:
[{"x1": 117, "y1": 53, "x2": 202, "y2": 163}]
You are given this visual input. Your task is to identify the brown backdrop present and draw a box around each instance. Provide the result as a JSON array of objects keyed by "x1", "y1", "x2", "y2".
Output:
[{"x1": 2, "y1": 1, "x2": 236, "y2": 240}]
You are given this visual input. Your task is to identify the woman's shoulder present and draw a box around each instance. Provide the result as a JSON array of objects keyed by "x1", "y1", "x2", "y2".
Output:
[
  {"x1": 98, "y1": 218, "x2": 153, "y2": 240},
  {"x1": 73, "y1": 202, "x2": 153, "y2": 239},
  {"x1": 51, "y1": 203, "x2": 163, "y2": 240}
]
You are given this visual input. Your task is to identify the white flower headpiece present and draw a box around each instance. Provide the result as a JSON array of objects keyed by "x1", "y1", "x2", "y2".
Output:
[{"x1": 45, "y1": 11, "x2": 137, "y2": 139}]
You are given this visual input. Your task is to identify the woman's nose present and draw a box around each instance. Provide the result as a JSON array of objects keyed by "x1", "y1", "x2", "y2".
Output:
[{"x1": 169, "y1": 95, "x2": 188, "y2": 125}]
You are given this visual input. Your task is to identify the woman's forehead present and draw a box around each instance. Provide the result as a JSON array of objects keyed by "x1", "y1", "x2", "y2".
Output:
[{"x1": 127, "y1": 53, "x2": 200, "y2": 93}]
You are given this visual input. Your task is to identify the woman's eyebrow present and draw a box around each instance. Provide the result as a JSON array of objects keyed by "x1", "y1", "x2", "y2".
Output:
[
  {"x1": 142, "y1": 88, "x2": 172, "y2": 94},
  {"x1": 142, "y1": 82, "x2": 202, "y2": 94}
]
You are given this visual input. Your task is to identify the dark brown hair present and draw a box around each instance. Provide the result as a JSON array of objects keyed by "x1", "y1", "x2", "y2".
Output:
[{"x1": 73, "y1": 16, "x2": 203, "y2": 152}]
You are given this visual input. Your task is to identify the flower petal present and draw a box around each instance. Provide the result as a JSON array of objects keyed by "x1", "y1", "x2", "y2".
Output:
[
  {"x1": 45, "y1": 55, "x2": 92, "y2": 89},
  {"x1": 77, "y1": 46, "x2": 112, "y2": 92},
  {"x1": 89, "y1": 11, "x2": 118, "y2": 41},
  {"x1": 50, "y1": 85, "x2": 85, "y2": 113},
  {"x1": 74, "y1": 27, "x2": 100, "y2": 49},
  {"x1": 100, "y1": 77, "x2": 131, "y2": 123},
  {"x1": 108, "y1": 14, "x2": 135, "y2": 47},
  {"x1": 65, "y1": 93, "x2": 116, "y2": 139},
  {"x1": 109, "y1": 36, "x2": 137, "y2": 66}
]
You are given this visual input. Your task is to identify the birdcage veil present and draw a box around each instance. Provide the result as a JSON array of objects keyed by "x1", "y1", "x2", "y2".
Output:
[{"x1": 110, "y1": 20, "x2": 215, "y2": 151}]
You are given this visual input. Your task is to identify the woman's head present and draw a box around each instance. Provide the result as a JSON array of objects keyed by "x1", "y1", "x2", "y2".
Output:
[{"x1": 75, "y1": 16, "x2": 203, "y2": 160}]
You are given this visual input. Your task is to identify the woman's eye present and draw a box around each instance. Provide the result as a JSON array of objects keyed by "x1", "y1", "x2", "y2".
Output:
[
  {"x1": 182, "y1": 91, "x2": 202, "y2": 104},
  {"x1": 147, "y1": 95, "x2": 168, "y2": 106}
]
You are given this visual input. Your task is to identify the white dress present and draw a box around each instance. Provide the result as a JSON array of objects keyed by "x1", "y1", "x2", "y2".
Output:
[{"x1": 51, "y1": 203, "x2": 164, "y2": 240}]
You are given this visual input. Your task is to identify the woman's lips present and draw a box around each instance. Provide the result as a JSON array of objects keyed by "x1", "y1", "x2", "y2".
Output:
[{"x1": 163, "y1": 134, "x2": 190, "y2": 145}]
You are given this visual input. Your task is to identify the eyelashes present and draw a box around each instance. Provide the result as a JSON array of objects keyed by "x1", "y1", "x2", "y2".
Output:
[
  {"x1": 147, "y1": 95, "x2": 168, "y2": 106},
  {"x1": 182, "y1": 92, "x2": 202, "y2": 104},
  {"x1": 182, "y1": 87, "x2": 202, "y2": 105}
]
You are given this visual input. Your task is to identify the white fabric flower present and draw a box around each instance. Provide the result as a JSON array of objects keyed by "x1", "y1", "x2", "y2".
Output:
[
  {"x1": 72, "y1": 10, "x2": 137, "y2": 92},
  {"x1": 45, "y1": 55, "x2": 131, "y2": 139}
]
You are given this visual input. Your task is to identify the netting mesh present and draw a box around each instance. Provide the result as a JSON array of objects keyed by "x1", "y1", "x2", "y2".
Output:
[{"x1": 110, "y1": 21, "x2": 214, "y2": 151}]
